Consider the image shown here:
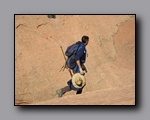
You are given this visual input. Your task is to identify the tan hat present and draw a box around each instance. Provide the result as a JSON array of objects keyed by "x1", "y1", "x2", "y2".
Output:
[{"x1": 72, "y1": 73, "x2": 86, "y2": 88}]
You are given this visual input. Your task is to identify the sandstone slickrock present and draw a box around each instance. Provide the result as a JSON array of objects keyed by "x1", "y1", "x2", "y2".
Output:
[
  {"x1": 15, "y1": 15, "x2": 135, "y2": 105},
  {"x1": 29, "y1": 85, "x2": 135, "y2": 105}
]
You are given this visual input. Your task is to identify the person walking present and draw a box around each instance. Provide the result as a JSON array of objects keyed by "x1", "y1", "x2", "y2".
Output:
[{"x1": 56, "y1": 36, "x2": 89, "y2": 97}]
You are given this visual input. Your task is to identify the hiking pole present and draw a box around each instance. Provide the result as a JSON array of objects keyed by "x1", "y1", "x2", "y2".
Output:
[
  {"x1": 60, "y1": 46, "x2": 67, "y2": 71},
  {"x1": 60, "y1": 46, "x2": 67, "y2": 61},
  {"x1": 59, "y1": 46, "x2": 66, "y2": 72},
  {"x1": 60, "y1": 46, "x2": 73, "y2": 77}
]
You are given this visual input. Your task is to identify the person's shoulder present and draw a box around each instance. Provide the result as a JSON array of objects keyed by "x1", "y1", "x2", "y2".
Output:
[
  {"x1": 81, "y1": 43, "x2": 85, "y2": 48},
  {"x1": 78, "y1": 45, "x2": 85, "y2": 52},
  {"x1": 76, "y1": 41, "x2": 85, "y2": 49}
]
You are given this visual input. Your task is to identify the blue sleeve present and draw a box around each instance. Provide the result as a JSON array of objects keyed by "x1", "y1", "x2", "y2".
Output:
[{"x1": 75, "y1": 46, "x2": 84, "y2": 61}]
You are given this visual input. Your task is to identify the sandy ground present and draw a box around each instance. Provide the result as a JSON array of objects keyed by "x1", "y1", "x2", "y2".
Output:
[{"x1": 15, "y1": 15, "x2": 135, "y2": 105}]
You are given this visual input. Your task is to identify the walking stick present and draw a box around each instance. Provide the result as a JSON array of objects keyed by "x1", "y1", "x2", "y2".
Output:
[{"x1": 60, "y1": 46, "x2": 73, "y2": 77}]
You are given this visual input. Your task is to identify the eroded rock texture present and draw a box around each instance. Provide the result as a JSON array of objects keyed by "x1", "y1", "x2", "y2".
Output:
[{"x1": 15, "y1": 15, "x2": 135, "y2": 105}]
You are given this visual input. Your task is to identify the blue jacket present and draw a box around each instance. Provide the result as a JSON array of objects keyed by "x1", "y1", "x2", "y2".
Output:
[{"x1": 74, "y1": 41, "x2": 87, "y2": 64}]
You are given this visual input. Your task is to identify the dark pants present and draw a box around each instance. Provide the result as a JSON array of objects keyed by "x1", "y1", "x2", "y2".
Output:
[
  {"x1": 60, "y1": 63, "x2": 86, "y2": 96},
  {"x1": 61, "y1": 85, "x2": 83, "y2": 95}
]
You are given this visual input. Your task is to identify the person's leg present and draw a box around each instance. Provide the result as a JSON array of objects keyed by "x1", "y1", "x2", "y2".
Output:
[
  {"x1": 56, "y1": 86, "x2": 71, "y2": 98},
  {"x1": 72, "y1": 66, "x2": 84, "y2": 94},
  {"x1": 61, "y1": 86, "x2": 71, "y2": 94},
  {"x1": 76, "y1": 88, "x2": 83, "y2": 94}
]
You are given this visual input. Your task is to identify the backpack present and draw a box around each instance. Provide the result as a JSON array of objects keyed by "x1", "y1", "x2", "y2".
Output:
[
  {"x1": 65, "y1": 41, "x2": 83, "y2": 69},
  {"x1": 65, "y1": 41, "x2": 82, "y2": 57}
]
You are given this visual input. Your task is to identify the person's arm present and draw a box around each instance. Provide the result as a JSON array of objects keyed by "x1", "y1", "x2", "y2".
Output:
[
  {"x1": 75, "y1": 46, "x2": 86, "y2": 75},
  {"x1": 76, "y1": 60, "x2": 85, "y2": 75},
  {"x1": 76, "y1": 60, "x2": 82, "y2": 70},
  {"x1": 77, "y1": 60, "x2": 82, "y2": 68}
]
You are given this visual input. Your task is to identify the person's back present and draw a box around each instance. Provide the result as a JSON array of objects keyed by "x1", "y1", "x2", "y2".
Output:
[
  {"x1": 65, "y1": 41, "x2": 85, "y2": 69},
  {"x1": 66, "y1": 36, "x2": 89, "y2": 74}
]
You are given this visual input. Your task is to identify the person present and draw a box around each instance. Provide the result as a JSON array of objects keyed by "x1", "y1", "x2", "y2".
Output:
[{"x1": 56, "y1": 36, "x2": 89, "y2": 97}]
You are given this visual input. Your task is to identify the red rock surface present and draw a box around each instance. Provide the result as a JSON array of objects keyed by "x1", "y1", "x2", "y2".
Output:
[
  {"x1": 15, "y1": 15, "x2": 135, "y2": 105},
  {"x1": 30, "y1": 85, "x2": 135, "y2": 105}
]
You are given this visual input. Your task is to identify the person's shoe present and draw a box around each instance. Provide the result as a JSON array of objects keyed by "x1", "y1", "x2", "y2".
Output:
[{"x1": 56, "y1": 89, "x2": 62, "y2": 98}]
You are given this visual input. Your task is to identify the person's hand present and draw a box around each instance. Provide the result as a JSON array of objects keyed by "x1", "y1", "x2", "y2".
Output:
[
  {"x1": 67, "y1": 67, "x2": 71, "y2": 71},
  {"x1": 79, "y1": 68, "x2": 86, "y2": 75}
]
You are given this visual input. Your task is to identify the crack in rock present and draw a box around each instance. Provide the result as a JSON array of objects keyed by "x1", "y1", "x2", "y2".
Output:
[
  {"x1": 37, "y1": 22, "x2": 48, "y2": 28},
  {"x1": 16, "y1": 24, "x2": 27, "y2": 29}
]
